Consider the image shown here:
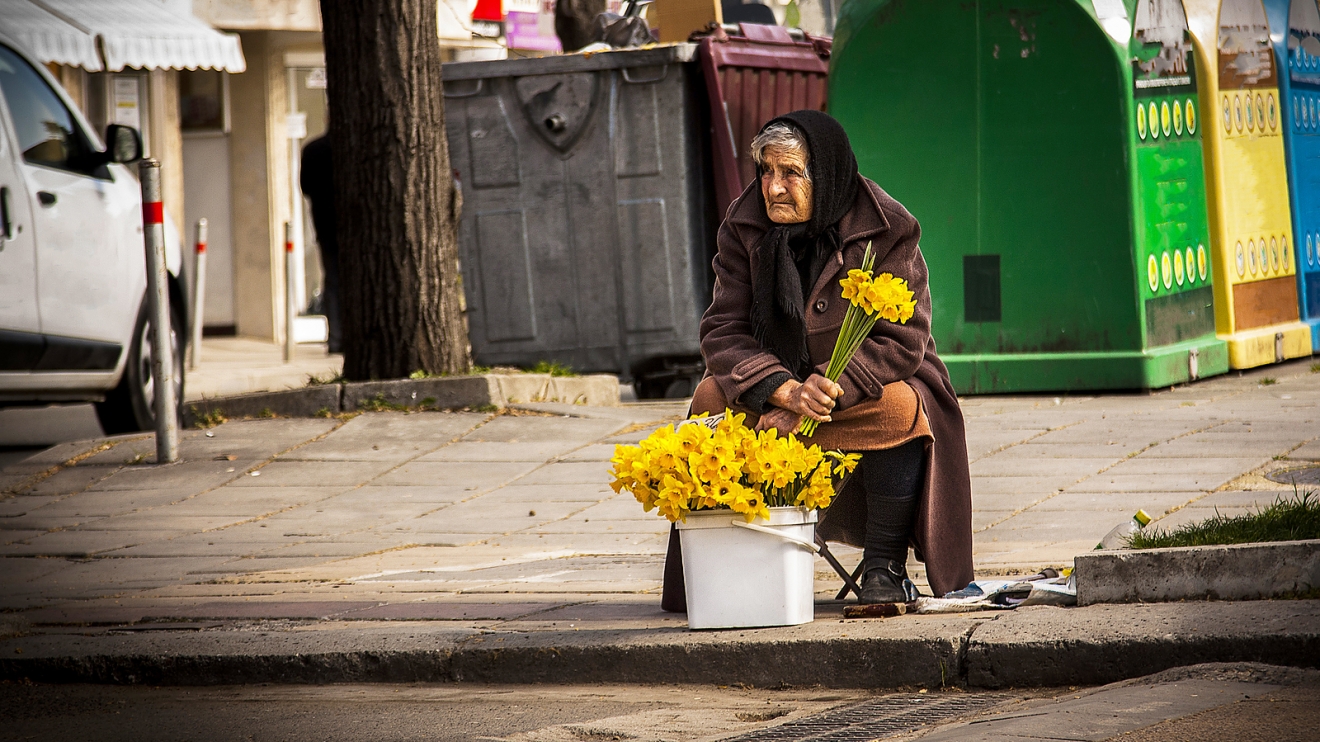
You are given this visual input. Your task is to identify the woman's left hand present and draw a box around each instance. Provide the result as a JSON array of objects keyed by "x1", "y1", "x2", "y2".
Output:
[{"x1": 755, "y1": 406, "x2": 803, "y2": 434}]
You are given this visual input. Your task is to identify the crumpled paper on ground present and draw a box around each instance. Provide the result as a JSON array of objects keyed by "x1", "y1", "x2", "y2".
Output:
[{"x1": 915, "y1": 569, "x2": 1076, "y2": 613}]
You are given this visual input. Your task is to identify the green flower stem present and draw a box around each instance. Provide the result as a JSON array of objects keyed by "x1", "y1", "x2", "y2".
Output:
[{"x1": 801, "y1": 243, "x2": 880, "y2": 438}]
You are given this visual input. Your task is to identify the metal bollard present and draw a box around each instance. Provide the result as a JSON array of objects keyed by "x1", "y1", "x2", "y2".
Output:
[
  {"x1": 284, "y1": 221, "x2": 296, "y2": 363},
  {"x1": 139, "y1": 160, "x2": 178, "y2": 464},
  {"x1": 189, "y1": 218, "x2": 208, "y2": 370}
]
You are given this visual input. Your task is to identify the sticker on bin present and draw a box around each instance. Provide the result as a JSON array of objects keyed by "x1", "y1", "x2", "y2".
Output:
[
  {"x1": 1161, "y1": 101, "x2": 1172, "y2": 136},
  {"x1": 1150, "y1": 102, "x2": 1160, "y2": 139},
  {"x1": 1148, "y1": 254, "x2": 1159, "y2": 292},
  {"x1": 1198, "y1": 245, "x2": 1207, "y2": 281},
  {"x1": 1185, "y1": 247, "x2": 1195, "y2": 283},
  {"x1": 1237, "y1": 242, "x2": 1246, "y2": 277},
  {"x1": 1138, "y1": 106, "x2": 1147, "y2": 139},
  {"x1": 1173, "y1": 100, "x2": 1183, "y2": 135},
  {"x1": 1186, "y1": 99, "x2": 1196, "y2": 134},
  {"x1": 1162, "y1": 251, "x2": 1173, "y2": 289},
  {"x1": 1174, "y1": 248, "x2": 1185, "y2": 286}
]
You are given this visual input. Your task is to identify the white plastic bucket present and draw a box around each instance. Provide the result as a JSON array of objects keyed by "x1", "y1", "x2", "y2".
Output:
[{"x1": 676, "y1": 506, "x2": 818, "y2": 629}]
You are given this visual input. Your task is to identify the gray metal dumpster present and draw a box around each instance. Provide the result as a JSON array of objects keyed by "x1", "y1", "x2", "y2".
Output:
[{"x1": 442, "y1": 45, "x2": 712, "y2": 394}]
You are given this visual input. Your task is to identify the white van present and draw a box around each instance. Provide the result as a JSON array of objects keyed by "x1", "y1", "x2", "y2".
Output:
[{"x1": 0, "y1": 32, "x2": 185, "y2": 434}]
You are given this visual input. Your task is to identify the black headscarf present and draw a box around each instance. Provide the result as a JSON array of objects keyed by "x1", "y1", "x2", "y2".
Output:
[{"x1": 750, "y1": 110, "x2": 860, "y2": 379}]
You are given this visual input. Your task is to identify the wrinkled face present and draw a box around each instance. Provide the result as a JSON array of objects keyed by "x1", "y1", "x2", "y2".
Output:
[{"x1": 760, "y1": 145, "x2": 813, "y2": 224}]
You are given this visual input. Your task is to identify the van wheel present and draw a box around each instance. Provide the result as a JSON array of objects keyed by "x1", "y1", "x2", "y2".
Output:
[{"x1": 95, "y1": 301, "x2": 185, "y2": 435}]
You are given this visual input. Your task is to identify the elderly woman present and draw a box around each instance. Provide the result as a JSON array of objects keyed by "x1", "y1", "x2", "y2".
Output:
[{"x1": 678, "y1": 110, "x2": 974, "y2": 603}]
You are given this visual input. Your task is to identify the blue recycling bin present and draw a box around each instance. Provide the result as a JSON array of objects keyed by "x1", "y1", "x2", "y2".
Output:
[{"x1": 1265, "y1": 0, "x2": 1320, "y2": 347}]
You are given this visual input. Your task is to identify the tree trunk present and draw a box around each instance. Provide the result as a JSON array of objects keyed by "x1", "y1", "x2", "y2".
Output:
[{"x1": 319, "y1": 0, "x2": 470, "y2": 380}]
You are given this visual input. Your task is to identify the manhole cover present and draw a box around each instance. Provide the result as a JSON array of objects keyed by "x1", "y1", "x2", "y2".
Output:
[
  {"x1": 1266, "y1": 467, "x2": 1320, "y2": 486},
  {"x1": 719, "y1": 693, "x2": 1009, "y2": 742}
]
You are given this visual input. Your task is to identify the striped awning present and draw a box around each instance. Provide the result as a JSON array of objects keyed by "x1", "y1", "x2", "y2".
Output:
[
  {"x1": 0, "y1": 0, "x2": 102, "y2": 70},
  {"x1": 18, "y1": 0, "x2": 246, "y2": 73}
]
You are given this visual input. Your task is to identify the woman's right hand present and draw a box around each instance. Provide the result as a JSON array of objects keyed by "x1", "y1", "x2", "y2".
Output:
[{"x1": 768, "y1": 375, "x2": 843, "y2": 423}]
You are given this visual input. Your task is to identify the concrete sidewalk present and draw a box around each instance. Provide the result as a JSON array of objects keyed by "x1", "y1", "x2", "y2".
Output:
[{"x1": 1, "y1": 358, "x2": 1318, "y2": 687}]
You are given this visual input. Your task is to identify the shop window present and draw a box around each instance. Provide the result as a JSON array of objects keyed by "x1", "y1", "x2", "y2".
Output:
[{"x1": 180, "y1": 69, "x2": 228, "y2": 133}]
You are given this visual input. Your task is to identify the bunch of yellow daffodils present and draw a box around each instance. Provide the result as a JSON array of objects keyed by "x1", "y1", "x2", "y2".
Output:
[{"x1": 609, "y1": 410, "x2": 860, "y2": 523}]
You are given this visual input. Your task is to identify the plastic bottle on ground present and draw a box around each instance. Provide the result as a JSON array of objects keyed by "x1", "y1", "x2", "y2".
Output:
[{"x1": 1095, "y1": 509, "x2": 1152, "y2": 550}]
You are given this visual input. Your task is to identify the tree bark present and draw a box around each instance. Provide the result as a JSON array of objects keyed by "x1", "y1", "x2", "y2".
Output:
[{"x1": 319, "y1": 0, "x2": 470, "y2": 380}]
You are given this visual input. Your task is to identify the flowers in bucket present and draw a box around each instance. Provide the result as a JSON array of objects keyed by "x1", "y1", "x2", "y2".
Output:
[
  {"x1": 609, "y1": 410, "x2": 860, "y2": 523},
  {"x1": 800, "y1": 242, "x2": 917, "y2": 437}
]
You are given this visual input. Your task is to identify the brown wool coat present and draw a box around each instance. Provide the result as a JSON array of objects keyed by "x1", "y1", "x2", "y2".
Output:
[{"x1": 700, "y1": 175, "x2": 975, "y2": 596}]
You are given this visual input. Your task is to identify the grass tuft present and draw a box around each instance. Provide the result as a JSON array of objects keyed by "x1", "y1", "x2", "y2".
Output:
[
  {"x1": 1312, "y1": 363, "x2": 1320, "y2": 374},
  {"x1": 528, "y1": 360, "x2": 576, "y2": 377},
  {"x1": 192, "y1": 408, "x2": 227, "y2": 429},
  {"x1": 307, "y1": 372, "x2": 345, "y2": 386},
  {"x1": 1259, "y1": 377, "x2": 1277, "y2": 386},
  {"x1": 357, "y1": 394, "x2": 409, "y2": 412},
  {"x1": 1128, "y1": 490, "x2": 1320, "y2": 549}
]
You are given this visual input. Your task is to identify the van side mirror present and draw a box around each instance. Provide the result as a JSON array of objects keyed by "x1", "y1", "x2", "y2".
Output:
[{"x1": 105, "y1": 124, "x2": 142, "y2": 164}]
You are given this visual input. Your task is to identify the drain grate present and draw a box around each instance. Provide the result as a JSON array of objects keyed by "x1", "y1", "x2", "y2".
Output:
[
  {"x1": 1266, "y1": 467, "x2": 1320, "y2": 486},
  {"x1": 719, "y1": 693, "x2": 1009, "y2": 742}
]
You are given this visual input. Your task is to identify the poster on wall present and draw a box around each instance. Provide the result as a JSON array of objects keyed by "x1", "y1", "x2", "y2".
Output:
[{"x1": 112, "y1": 77, "x2": 141, "y2": 130}]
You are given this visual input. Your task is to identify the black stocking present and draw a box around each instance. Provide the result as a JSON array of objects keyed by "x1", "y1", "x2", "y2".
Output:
[{"x1": 861, "y1": 439, "x2": 926, "y2": 566}]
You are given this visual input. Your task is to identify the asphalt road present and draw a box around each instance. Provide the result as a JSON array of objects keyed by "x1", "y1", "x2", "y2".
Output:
[
  {"x1": 0, "y1": 404, "x2": 103, "y2": 470},
  {"x1": 2, "y1": 665, "x2": 1316, "y2": 742},
  {"x1": 0, "y1": 682, "x2": 876, "y2": 742}
]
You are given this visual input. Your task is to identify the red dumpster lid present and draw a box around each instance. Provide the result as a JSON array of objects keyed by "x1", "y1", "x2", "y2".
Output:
[{"x1": 698, "y1": 29, "x2": 831, "y2": 219}]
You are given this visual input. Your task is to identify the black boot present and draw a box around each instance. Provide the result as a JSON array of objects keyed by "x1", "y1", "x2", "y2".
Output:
[{"x1": 858, "y1": 558, "x2": 908, "y2": 604}]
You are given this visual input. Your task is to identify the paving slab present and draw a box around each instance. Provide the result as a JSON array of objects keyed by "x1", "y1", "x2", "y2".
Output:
[
  {"x1": 280, "y1": 412, "x2": 485, "y2": 462},
  {"x1": 372, "y1": 460, "x2": 541, "y2": 488},
  {"x1": 970, "y1": 476, "x2": 1080, "y2": 496},
  {"x1": 16, "y1": 488, "x2": 190, "y2": 518},
  {"x1": 229, "y1": 460, "x2": 398, "y2": 487},
  {"x1": 416, "y1": 441, "x2": 585, "y2": 462}
]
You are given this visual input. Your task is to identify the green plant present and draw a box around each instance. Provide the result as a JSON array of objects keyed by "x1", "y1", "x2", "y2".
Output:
[
  {"x1": 1312, "y1": 363, "x2": 1320, "y2": 374},
  {"x1": 307, "y1": 372, "x2": 345, "y2": 386},
  {"x1": 1128, "y1": 490, "x2": 1320, "y2": 549},
  {"x1": 357, "y1": 393, "x2": 408, "y2": 412},
  {"x1": 257, "y1": 408, "x2": 276, "y2": 419},
  {"x1": 314, "y1": 407, "x2": 334, "y2": 418},
  {"x1": 419, "y1": 397, "x2": 437, "y2": 408},
  {"x1": 192, "y1": 408, "x2": 227, "y2": 429},
  {"x1": 408, "y1": 369, "x2": 431, "y2": 380},
  {"x1": 528, "y1": 360, "x2": 576, "y2": 377},
  {"x1": 1260, "y1": 377, "x2": 1278, "y2": 386}
]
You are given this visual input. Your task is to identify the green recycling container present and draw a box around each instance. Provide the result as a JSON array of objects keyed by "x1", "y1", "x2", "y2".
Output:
[{"x1": 830, "y1": 0, "x2": 1230, "y2": 393}]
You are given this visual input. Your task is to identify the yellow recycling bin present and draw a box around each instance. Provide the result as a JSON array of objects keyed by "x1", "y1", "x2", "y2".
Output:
[{"x1": 1185, "y1": 0, "x2": 1313, "y2": 367}]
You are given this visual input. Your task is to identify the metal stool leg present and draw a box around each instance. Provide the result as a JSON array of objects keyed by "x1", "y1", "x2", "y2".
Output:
[{"x1": 815, "y1": 534, "x2": 863, "y2": 600}]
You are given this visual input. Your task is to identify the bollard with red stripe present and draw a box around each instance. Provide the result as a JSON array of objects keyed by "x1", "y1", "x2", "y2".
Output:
[
  {"x1": 284, "y1": 221, "x2": 296, "y2": 363},
  {"x1": 139, "y1": 159, "x2": 178, "y2": 463},
  {"x1": 189, "y1": 218, "x2": 208, "y2": 370}
]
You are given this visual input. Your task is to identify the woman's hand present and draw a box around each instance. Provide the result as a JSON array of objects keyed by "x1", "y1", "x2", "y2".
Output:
[
  {"x1": 765, "y1": 375, "x2": 843, "y2": 423},
  {"x1": 755, "y1": 406, "x2": 803, "y2": 434}
]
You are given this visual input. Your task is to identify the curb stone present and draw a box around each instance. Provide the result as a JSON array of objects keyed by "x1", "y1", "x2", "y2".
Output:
[
  {"x1": 184, "y1": 386, "x2": 342, "y2": 427},
  {"x1": 182, "y1": 374, "x2": 622, "y2": 425},
  {"x1": 2, "y1": 601, "x2": 1318, "y2": 688},
  {"x1": 1075, "y1": 539, "x2": 1320, "y2": 605}
]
